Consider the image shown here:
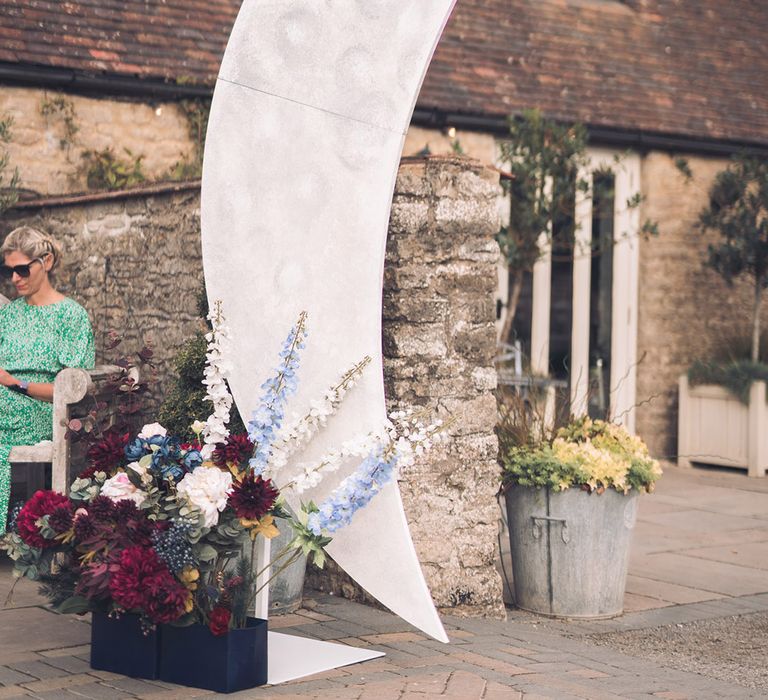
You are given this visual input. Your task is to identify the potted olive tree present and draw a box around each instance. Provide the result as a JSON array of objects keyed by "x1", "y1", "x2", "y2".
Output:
[
  {"x1": 678, "y1": 157, "x2": 768, "y2": 478},
  {"x1": 500, "y1": 415, "x2": 662, "y2": 619}
]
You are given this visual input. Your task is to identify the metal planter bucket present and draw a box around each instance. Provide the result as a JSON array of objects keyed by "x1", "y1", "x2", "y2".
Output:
[{"x1": 505, "y1": 485, "x2": 639, "y2": 619}]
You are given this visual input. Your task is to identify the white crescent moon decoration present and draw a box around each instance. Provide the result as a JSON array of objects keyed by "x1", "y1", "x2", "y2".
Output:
[{"x1": 201, "y1": 0, "x2": 457, "y2": 649}]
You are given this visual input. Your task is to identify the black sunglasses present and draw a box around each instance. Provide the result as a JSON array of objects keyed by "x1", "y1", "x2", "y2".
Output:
[{"x1": 0, "y1": 256, "x2": 46, "y2": 279}]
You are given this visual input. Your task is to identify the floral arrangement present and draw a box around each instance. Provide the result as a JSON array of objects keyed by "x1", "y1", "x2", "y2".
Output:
[
  {"x1": 2, "y1": 309, "x2": 443, "y2": 635},
  {"x1": 501, "y1": 416, "x2": 662, "y2": 494}
]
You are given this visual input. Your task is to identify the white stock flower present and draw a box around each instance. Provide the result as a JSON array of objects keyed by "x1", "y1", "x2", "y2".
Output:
[
  {"x1": 201, "y1": 301, "x2": 234, "y2": 449},
  {"x1": 100, "y1": 472, "x2": 146, "y2": 506},
  {"x1": 138, "y1": 422, "x2": 167, "y2": 439},
  {"x1": 177, "y1": 466, "x2": 233, "y2": 528}
]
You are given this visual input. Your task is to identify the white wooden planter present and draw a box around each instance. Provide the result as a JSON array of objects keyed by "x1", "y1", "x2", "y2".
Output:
[{"x1": 678, "y1": 375, "x2": 768, "y2": 477}]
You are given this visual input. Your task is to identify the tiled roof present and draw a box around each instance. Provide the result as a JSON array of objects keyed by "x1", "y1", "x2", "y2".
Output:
[{"x1": 2, "y1": 0, "x2": 767, "y2": 146}]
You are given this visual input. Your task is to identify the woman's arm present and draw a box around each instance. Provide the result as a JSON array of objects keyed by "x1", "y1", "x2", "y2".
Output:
[{"x1": 0, "y1": 368, "x2": 54, "y2": 402}]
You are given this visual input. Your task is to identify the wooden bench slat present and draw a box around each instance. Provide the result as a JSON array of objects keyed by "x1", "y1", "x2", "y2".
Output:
[{"x1": 9, "y1": 443, "x2": 54, "y2": 463}]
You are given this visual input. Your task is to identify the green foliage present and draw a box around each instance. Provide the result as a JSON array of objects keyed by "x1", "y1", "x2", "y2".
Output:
[
  {"x1": 500, "y1": 416, "x2": 662, "y2": 494},
  {"x1": 167, "y1": 98, "x2": 211, "y2": 181},
  {"x1": 699, "y1": 157, "x2": 768, "y2": 286},
  {"x1": 40, "y1": 94, "x2": 79, "y2": 152},
  {"x1": 157, "y1": 329, "x2": 246, "y2": 441},
  {"x1": 697, "y1": 156, "x2": 768, "y2": 361},
  {"x1": 81, "y1": 147, "x2": 146, "y2": 191},
  {"x1": 688, "y1": 359, "x2": 768, "y2": 404},
  {"x1": 674, "y1": 157, "x2": 693, "y2": 182},
  {"x1": 0, "y1": 111, "x2": 20, "y2": 215},
  {"x1": 157, "y1": 331, "x2": 209, "y2": 439},
  {"x1": 497, "y1": 109, "x2": 588, "y2": 274}
]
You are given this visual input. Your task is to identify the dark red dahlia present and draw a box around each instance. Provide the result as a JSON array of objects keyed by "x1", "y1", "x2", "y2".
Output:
[
  {"x1": 73, "y1": 511, "x2": 97, "y2": 541},
  {"x1": 86, "y1": 429, "x2": 130, "y2": 474},
  {"x1": 88, "y1": 495, "x2": 116, "y2": 521},
  {"x1": 109, "y1": 546, "x2": 187, "y2": 624},
  {"x1": 16, "y1": 490, "x2": 72, "y2": 548},
  {"x1": 48, "y1": 506, "x2": 74, "y2": 534},
  {"x1": 144, "y1": 570, "x2": 190, "y2": 624},
  {"x1": 208, "y1": 606, "x2": 231, "y2": 636},
  {"x1": 228, "y1": 473, "x2": 278, "y2": 521},
  {"x1": 213, "y1": 433, "x2": 254, "y2": 469}
]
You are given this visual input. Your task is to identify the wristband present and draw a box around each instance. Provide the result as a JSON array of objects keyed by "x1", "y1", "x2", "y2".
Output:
[{"x1": 11, "y1": 380, "x2": 29, "y2": 395}]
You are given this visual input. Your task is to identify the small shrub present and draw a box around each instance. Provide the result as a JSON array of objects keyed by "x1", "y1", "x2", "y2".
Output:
[{"x1": 688, "y1": 359, "x2": 768, "y2": 404}]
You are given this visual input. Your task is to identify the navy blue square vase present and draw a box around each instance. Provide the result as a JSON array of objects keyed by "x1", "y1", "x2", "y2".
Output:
[
  {"x1": 159, "y1": 617, "x2": 268, "y2": 693},
  {"x1": 90, "y1": 611, "x2": 160, "y2": 679}
]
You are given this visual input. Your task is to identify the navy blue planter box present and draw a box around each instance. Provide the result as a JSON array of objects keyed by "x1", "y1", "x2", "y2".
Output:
[
  {"x1": 159, "y1": 617, "x2": 268, "y2": 693},
  {"x1": 90, "y1": 612, "x2": 160, "y2": 679}
]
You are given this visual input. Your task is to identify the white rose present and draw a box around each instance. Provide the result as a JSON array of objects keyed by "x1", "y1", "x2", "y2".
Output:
[
  {"x1": 138, "y1": 422, "x2": 167, "y2": 439},
  {"x1": 177, "y1": 466, "x2": 233, "y2": 528},
  {"x1": 100, "y1": 472, "x2": 146, "y2": 506},
  {"x1": 190, "y1": 420, "x2": 207, "y2": 436}
]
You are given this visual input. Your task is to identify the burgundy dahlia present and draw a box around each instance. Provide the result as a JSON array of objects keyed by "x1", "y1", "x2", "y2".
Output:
[
  {"x1": 48, "y1": 506, "x2": 74, "y2": 534},
  {"x1": 228, "y1": 473, "x2": 278, "y2": 521},
  {"x1": 109, "y1": 546, "x2": 188, "y2": 624},
  {"x1": 72, "y1": 511, "x2": 97, "y2": 541},
  {"x1": 208, "y1": 606, "x2": 231, "y2": 636},
  {"x1": 213, "y1": 433, "x2": 254, "y2": 469},
  {"x1": 85, "y1": 429, "x2": 130, "y2": 474},
  {"x1": 16, "y1": 490, "x2": 71, "y2": 548},
  {"x1": 88, "y1": 495, "x2": 116, "y2": 520}
]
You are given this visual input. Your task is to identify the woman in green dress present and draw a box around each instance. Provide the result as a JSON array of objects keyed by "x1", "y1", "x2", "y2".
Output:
[{"x1": 0, "y1": 226, "x2": 94, "y2": 534}]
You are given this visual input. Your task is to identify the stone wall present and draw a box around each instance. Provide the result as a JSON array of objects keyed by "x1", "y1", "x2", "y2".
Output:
[
  {"x1": 0, "y1": 87, "x2": 193, "y2": 195},
  {"x1": 635, "y1": 152, "x2": 768, "y2": 459},
  {"x1": 2, "y1": 155, "x2": 506, "y2": 618},
  {"x1": 0, "y1": 85, "x2": 496, "y2": 198},
  {"x1": 2, "y1": 185, "x2": 205, "y2": 410}
]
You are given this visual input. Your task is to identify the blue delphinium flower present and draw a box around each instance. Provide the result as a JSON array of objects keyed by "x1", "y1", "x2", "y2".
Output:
[
  {"x1": 248, "y1": 314, "x2": 307, "y2": 475},
  {"x1": 306, "y1": 445, "x2": 398, "y2": 535}
]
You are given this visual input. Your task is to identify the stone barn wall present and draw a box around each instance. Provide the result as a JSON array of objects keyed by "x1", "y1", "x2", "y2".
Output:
[
  {"x1": 1, "y1": 154, "x2": 506, "y2": 618},
  {"x1": 635, "y1": 152, "x2": 768, "y2": 460}
]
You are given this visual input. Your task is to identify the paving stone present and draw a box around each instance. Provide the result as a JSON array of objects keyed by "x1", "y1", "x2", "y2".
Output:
[
  {"x1": 0, "y1": 667, "x2": 36, "y2": 686},
  {"x1": 97, "y1": 678, "x2": 166, "y2": 695},
  {"x1": 39, "y1": 658, "x2": 91, "y2": 675},
  {"x1": 36, "y1": 649, "x2": 90, "y2": 661},
  {"x1": 9, "y1": 661, "x2": 69, "y2": 681},
  {"x1": 66, "y1": 682, "x2": 137, "y2": 699},
  {"x1": 25, "y1": 691, "x2": 86, "y2": 700},
  {"x1": 18, "y1": 674, "x2": 95, "y2": 693},
  {"x1": 0, "y1": 686, "x2": 34, "y2": 699}
]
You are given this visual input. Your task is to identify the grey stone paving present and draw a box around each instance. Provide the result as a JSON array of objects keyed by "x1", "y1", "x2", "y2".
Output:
[{"x1": 1, "y1": 464, "x2": 767, "y2": 698}]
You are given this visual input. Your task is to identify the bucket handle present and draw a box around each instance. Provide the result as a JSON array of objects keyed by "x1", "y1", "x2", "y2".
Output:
[{"x1": 531, "y1": 515, "x2": 570, "y2": 544}]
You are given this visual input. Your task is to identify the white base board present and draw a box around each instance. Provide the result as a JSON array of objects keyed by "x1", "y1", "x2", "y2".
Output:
[{"x1": 267, "y1": 631, "x2": 385, "y2": 685}]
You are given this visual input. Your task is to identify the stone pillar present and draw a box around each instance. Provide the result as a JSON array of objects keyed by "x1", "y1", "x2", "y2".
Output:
[
  {"x1": 382, "y1": 155, "x2": 505, "y2": 618},
  {"x1": 306, "y1": 155, "x2": 505, "y2": 617}
]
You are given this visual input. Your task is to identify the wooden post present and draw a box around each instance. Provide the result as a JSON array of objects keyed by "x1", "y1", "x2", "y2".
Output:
[
  {"x1": 677, "y1": 374, "x2": 692, "y2": 469},
  {"x1": 748, "y1": 380, "x2": 768, "y2": 477},
  {"x1": 570, "y1": 169, "x2": 593, "y2": 417}
]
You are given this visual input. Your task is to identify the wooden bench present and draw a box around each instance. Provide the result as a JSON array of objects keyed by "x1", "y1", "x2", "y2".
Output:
[{"x1": 1, "y1": 292, "x2": 122, "y2": 497}]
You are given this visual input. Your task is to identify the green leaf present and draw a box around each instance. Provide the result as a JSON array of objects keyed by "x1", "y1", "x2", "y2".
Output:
[{"x1": 57, "y1": 596, "x2": 91, "y2": 614}]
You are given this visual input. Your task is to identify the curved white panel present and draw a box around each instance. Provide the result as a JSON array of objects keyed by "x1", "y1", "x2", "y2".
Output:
[{"x1": 201, "y1": 0, "x2": 456, "y2": 642}]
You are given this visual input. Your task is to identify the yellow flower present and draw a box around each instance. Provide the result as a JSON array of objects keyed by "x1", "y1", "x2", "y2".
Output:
[
  {"x1": 180, "y1": 566, "x2": 199, "y2": 591},
  {"x1": 184, "y1": 591, "x2": 194, "y2": 613},
  {"x1": 240, "y1": 514, "x2": 280, "y2": 540}
]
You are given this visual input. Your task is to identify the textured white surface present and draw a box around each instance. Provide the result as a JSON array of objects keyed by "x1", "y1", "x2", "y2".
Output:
[
  {"x1": 201, "y1": 0, "x2": 456, "y2": 642},
  {"x1": 268, "y1": 632, "x2": 384, "y2": 685}
]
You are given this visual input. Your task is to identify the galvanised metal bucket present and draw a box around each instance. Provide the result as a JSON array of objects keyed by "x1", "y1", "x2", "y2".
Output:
[
  {"x1": 268, "y1": 516, "x2": 307, "y2": 615},
  {"x1": 505, "y1": 485, "x2": 639, "y2": 619}
]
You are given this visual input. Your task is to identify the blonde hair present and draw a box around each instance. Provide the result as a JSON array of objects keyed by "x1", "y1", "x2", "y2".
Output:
[{"x1": 1, "y1": 226, "x2": 62, "y2": 273}]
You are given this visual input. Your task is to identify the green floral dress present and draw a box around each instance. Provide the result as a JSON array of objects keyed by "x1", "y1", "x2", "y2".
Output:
[{"x1": 0, "y1": 297, "x2": 94, "y2": 534}]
